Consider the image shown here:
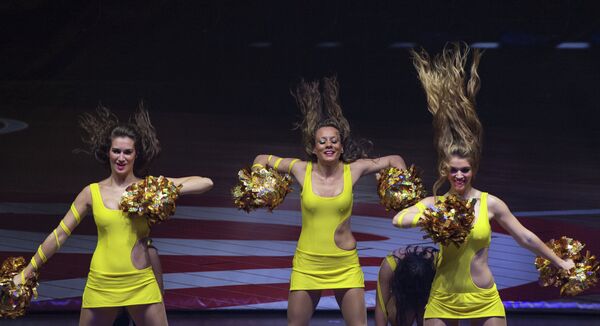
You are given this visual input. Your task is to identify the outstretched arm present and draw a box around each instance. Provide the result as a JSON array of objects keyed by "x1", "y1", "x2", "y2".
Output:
[
  {"x1": 253, "y1": 154, "x2": 305, "y2": 180},
  {"x1": 352, "y1": 155, "x2": 407, "y2": 179},
  {"x1": 489, "y1": 195, "x2": 575, "y2": 270},
  {"x1": 13, "y1": 186, "x2": 91, "y2": 285},
  {"x1": 392, "y1": 197, "x2": 435, "y2": 228},
  {"x1": 168, "y1": 176, "x2": 213, "y2": 195}
]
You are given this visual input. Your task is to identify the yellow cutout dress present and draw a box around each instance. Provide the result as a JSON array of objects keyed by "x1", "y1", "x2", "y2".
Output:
[
  {"x1": 290, "y1": 162, "x2": 364, "y2": 290},
  {"x1": 424, "y1": 192, "x2": 505, "y2": 319},
  {"x1": 81, "y1": 183, "x2": 162, "y2": 308}
]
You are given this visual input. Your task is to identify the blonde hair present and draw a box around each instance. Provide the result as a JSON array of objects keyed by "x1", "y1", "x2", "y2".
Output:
[
  {"x1": 411, "y1": 43, "x2": 483, "y2": 195},
  {"x1": 292, "y1": 76, "x2": 370, "y2": 162}
]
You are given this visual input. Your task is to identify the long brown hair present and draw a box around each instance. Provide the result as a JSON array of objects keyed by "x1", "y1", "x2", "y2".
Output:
[
  {"x1": 292, "y1": 76, "x2": 371, "y2": 163},
  {"x1": 411, "y1": 43, "x2": 483, "y2": 195},
  {"x1": 77, "y1": 101, "x2": 161, "y2": 176}
]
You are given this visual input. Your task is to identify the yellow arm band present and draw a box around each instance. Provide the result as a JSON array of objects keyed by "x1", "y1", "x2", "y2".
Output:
[
  {"x1": 377, "y1": 277, "x2": 388, "y2": 319},
  {"x1": 53, "y1": 229, "x2": 61, "y2": 248},
  {"x1": 60, "y1": 221, "x2": 72, "y2": 236},
  {"x1": 252, "y1": 163, "x2": 264, "y2": 169},
  {"x1": 288, "y1": 159, "x2": 300, "y2": 173},
  {"x1": 37, "y1": 245, "x2": 48, "y2": 263},
  {"x1": 273, "y1": 158, "x2": 283, "y2": 170},
  {"x1": 267, "y1": 155, "x2": 273, "y2": 163},
  {"x1": 386, "y1": 255, "x2": 398, "y2": 271},
  {"x1": 20, "y1": 271, "x2": 25, "y2": 284},
  {"x1": 70, "y1": 204, "x2": 81, "y2": 223},
  {"x1": 412, "y1": 202, "x2": 427, "y2": 227},
  {"x1": 30, "y1": 258, "x2": 39, "y2": 270},
  {"x1": 376, "y1": 255, "x2": 399, "y2": 319}
]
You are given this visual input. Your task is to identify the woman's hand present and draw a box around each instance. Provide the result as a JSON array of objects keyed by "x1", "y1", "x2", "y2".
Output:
[
  {"x1": 12, "y1": 272, "x2": 25, "y2": 287},
  {"x1": 560, "y1": 258, "x2": 575, "y2": 270}
]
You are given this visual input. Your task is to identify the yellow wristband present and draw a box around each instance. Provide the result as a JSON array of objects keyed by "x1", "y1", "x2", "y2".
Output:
[
  {"x1": 30, "y1": 258, "x2": 39, "y2": 270},
  {"x1": 252, "y1": 163, "x2": 264, "y2": 169},
  {"x1": 267, "y1": 155, "x2": 273, "y2": 163},
  {"x1": 273, "y1": 158, "x2": 283, "y2": 170}
]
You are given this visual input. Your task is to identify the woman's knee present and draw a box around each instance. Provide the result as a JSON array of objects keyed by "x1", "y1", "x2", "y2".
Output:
[{"x1": 287, "y1": 291, "x2": 321, "y2": 325}]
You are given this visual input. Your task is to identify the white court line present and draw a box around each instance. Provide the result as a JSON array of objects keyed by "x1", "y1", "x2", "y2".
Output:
[
  {"x1": 513, "y1": 209, "x2": 600, "y2": 217},
  {"x1": 1, "y1": 202, "x2": 599, "y2": 217},
  {"x1": 2, "y1": 203, "x2": 596, "y2": 308}
]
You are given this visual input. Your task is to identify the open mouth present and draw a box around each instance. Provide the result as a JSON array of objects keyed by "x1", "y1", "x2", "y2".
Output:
[
  {"x1": 115, "y1": 162, "x2": 127, "y2": 171},
  {"x1": 453, "y1": 177, "x2": 466, "y2": 188},
  {"x1": 323, "y1": 150, "x2": 335, "y2": 156}
]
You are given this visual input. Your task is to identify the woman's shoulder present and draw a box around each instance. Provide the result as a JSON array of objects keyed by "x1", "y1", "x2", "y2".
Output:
[{"x1": 484, "y1": 193, "x2": 508, "y2": 212}]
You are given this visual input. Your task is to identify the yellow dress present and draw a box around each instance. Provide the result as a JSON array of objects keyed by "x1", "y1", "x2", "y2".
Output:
[
  {"x1": 424, "y1": 192, "x2": 505, "y2": 319},
  {"x1": 81, "y1": 183, "x2": 162, "y2": 308},
  {"x1": 289, "y1": 162, "x2": 364, "y2": 290}
]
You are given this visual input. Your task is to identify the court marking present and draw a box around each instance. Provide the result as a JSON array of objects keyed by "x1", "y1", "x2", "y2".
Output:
[{"x1": 1, "y1": 202, "x2": 598, "y2": 309}]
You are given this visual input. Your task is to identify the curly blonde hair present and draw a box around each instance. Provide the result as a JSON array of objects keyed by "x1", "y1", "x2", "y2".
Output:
[
  {"x1": 77, "y1": 101, "x2": 161, "y2": 176},
  {"x1": 292, "y1": 76, "x2": 371, "y2": 163},
  {"x1": 411, "y1": 43, "x2": 483, "y2": 195}
]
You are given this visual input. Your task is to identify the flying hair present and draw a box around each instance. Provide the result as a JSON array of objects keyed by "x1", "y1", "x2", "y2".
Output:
[
  {"x1": 411, "y1": 43, "x2": 483, "y2": 195},
  {"x1": 292, "y1": 76, "x2": 370, "y2": 163},
  {"x1": 76, "y1": 101, "x2": 161, "y2": 176}
]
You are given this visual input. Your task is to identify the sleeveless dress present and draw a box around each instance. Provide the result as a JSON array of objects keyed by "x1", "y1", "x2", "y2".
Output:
[
  {"x1": 424, "y1": 192, "x2": 505, "y2": 319},
  {"x1": 81, "y1": 183, "x2": 162, "y2": 308},
  {"x1": 289, "y1": 162, "x2": 364, "y2": 290}
]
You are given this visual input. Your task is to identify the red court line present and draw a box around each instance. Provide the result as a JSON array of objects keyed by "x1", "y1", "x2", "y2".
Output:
[
  {"x1": 161, "y1": 256, "x2": 383, "y2": 274},
  {"x1": 0, "y1": 252, "x2": 384, "y2": 281},
  {"x1": 0, "y1": 193, "x2": 396, "y2": 218},
  {"x1": 499, "y1": 278, "x2": 600, "y2": 301},
  {"x1": 28, "y1": 281, "x2": 379, "y2": 311},
  {"x1": 0, "y1": 252, "x2": 92, "y2": 281},
  {"x1": 0, "y1": 213, "x2": 388, "y2": 241},
  {"x1": 491, "y1": 218, "x2": 600, "y2": 252},
  {"x1": 164, "y1": 281, "x2": 379, "y2": 309}
]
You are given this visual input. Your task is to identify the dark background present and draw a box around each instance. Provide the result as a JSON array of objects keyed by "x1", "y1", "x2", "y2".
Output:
[{"x1": 1, "y1": 0, "x2": 599, "y2": 207}]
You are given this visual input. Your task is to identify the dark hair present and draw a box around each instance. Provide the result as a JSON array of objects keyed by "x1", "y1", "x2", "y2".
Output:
[
  {"x1": 391, "y1": 246, "x2": 437, "y2": 326},
  {"x1": 77, "y1": 101, "x2": 161, "y2": 177},
  {"x1": 292, "y1": 76, "x2": 372, "y2": 163}
]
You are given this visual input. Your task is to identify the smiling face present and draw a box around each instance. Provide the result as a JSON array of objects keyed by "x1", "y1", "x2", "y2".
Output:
[
  {"x1": 109, "y1": 136, "x2": 136, "y2": 177},
  {"x1": 446, "y1": 155, "x2": 474, "y2": 194},
  {"x1": 313, "y1": 126, "x2": 343, "y2": 163}
]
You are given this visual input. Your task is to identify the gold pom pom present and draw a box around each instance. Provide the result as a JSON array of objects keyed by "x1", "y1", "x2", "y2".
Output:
[
  {"x1": 535, "y1": 236, "x2": 600, "y2": 296},
  {"x1": 0, "y1": 257, "x2": 39, "y2": 319},
  {"x1": 377, "y1": 166, "x2": 427, "y2": 211},
  {"x1": 419, "y1": 194, "x2": 476, "y2": 247},
  {"x1": 232, "y1": 166, "x2": 293, "y2": 212},
  {"x1": 119, "y1": 175, "x2": 182, "y2": 227}
]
